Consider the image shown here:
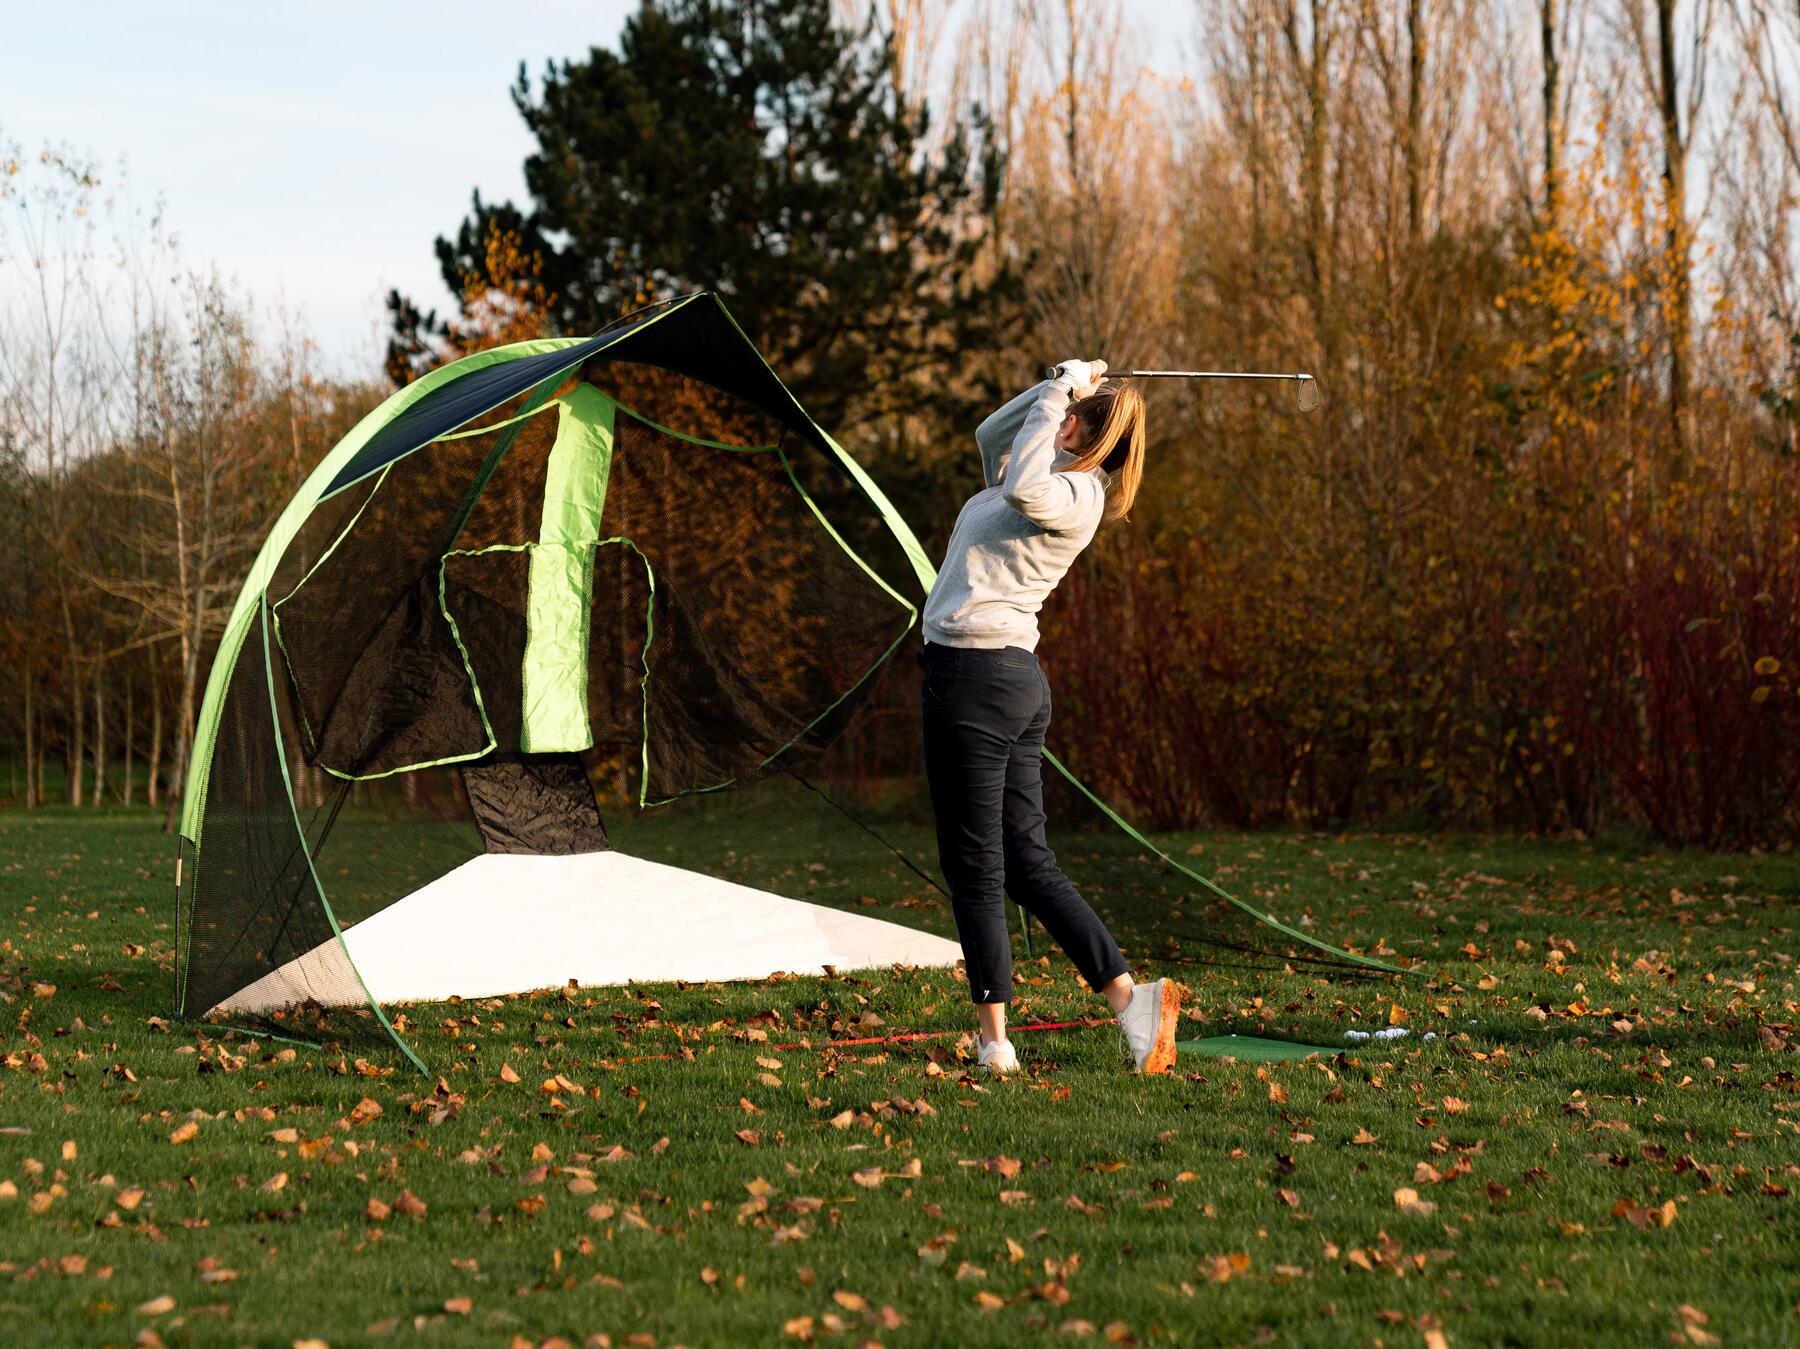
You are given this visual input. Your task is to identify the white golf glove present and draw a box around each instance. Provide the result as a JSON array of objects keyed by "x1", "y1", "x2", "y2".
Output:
[{"x1": 1049, "y1": 359, "x2": 1107, "y2": 396}]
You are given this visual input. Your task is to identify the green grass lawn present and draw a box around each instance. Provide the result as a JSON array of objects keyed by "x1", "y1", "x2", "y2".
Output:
[{"x1": 0, "y1": 795, "x2": 1795, "y2": 1347}]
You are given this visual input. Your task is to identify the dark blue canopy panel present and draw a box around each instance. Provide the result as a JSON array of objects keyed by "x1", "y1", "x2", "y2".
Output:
[
  {"x1": 321, "y1": 293, "x2": 832, "y2": 499},
  {"x1": 322, "y1": 334, "x2": 615, "y2": 497}
]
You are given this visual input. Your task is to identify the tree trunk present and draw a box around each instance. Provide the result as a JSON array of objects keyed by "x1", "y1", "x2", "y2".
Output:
[
  {"x1": 1296, "y1": 2, "x2": 1333, "y2": 310},
  {"x1": 123, "y1": 664, "x2": 135, "y2": 808},
  {"x1": 1655, "y1": 0, "x2": 1691, "y2": 453},
  {"x1": 24, "y1": 667, "x2": 36, "y2": 810},
  {"x1": 147, "y1": 665, "x2": 164, "y2": 810},
  {"x1": 1249, "y1": 0, "x2": 1267, "y2": 290},
  {"x1": 1541, "y1": 0, "x2": 1561, "y2": 220},
  {"x1": 65, "y1": 646, "x2": 85, "y2": 806},
  {"x1": 1405, "y1": 0, "x2": 1424, "y2": 247},
  {"x1": 166, "y1": 580, "x2": 208, "y2": 836},
  {"x1": 1290, "y1": 0, "x2": 1337, "y2": 507},
  {"x1": 91, "y1": 651, "x2": 107, "y2": 807},
  {"x1": 167, "y1": 712, "x2": 191, "y2": 837}
]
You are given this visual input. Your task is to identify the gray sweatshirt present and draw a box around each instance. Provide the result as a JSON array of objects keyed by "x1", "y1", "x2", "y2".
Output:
[{"x1": 921, "y1": 374, "x2": 1109, "y2": 651}]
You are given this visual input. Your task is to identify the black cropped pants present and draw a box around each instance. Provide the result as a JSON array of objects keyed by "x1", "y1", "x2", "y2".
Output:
[{"x1": 919, "y1": 642, "x2": 1129, "y2": 1004}]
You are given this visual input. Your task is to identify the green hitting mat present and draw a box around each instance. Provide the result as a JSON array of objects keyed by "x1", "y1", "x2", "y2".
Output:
[{"x1": 1178, "y1": 1035, "x2": 1336, "y2": 1063}]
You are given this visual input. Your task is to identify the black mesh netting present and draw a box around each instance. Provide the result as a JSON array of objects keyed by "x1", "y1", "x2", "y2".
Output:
[
  {"x1": 268, "y1": 408, "x2": 560, "y2": 777},
  {"x1": 412, "y1": 383, "x2": 914, "y2": 796},
  {"x1": 177, "y1": 610, "x2": 378, "y2": 1031},
  {"x1": 264, "y1": 367, "x2": 906, "y2": 793},
  {"x1": 185, "y1": 366, "x2": 919, "y2": 1033},
  {"x1": 599, "y1": 415, "x2": 912, "y2": 799}
]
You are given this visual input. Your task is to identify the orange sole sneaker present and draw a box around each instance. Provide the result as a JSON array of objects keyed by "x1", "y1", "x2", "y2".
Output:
[{"x1": 1139, "y1": 980, "x2": 1182, "y2": 1076}]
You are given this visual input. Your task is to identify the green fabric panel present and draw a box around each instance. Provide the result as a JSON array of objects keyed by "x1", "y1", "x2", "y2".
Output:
[
  {"x1": 180, "y1": 336, "x2": 602, "y2": 843},
  {"x1": 1178, "y1": 1035, "x2": 1335, "y2": 1063},
  {"x1": 521, "y1": 385, "x2": 616, "y2": 753}
]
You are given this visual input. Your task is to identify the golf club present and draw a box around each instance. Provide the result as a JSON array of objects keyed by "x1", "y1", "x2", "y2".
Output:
[{"x1": 1044, "y1": 364, "x2": 1321, "y2": 413}]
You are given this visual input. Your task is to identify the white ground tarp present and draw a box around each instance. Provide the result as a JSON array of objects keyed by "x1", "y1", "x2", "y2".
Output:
[{"x1": 214, "y1": 849, "x2": 962, "y2": 1013}]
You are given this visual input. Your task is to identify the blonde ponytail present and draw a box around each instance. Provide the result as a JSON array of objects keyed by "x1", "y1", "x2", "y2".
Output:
[{"x1": 1058, "y1": 381, "x2": 1146, "y2": 521}]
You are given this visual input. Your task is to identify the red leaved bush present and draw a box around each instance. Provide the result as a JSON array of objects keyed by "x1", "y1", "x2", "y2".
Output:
[{"x1": 1033, "y1": 520, "x2": 1798, "y2": 845}]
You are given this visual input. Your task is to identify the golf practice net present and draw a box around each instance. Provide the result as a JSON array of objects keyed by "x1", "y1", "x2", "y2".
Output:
[{"x1": 175, "y1": 292, "x2": 1400, "y2": 1070}]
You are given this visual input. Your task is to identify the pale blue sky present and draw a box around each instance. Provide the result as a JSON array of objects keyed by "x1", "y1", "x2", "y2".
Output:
[
  {"x1": 6, "y1": 1, "x2": 638, "y2": 373},
  {"x1": 6, "y1": 1, "x2": 1193, "y2": 375}
]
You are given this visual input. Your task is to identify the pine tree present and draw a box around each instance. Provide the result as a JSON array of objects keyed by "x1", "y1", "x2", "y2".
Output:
[{"x1": 389, "y1": 0, "x2": 1015, "y2": 435}]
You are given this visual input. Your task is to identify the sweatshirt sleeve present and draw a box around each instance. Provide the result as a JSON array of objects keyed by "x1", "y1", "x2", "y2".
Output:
[
  {"x1": 975, "y1": 381, "x2": 1055, "y2": 487},
  {"x1": 999, "y1": 377, "x2": 1106, "y2": 532}
]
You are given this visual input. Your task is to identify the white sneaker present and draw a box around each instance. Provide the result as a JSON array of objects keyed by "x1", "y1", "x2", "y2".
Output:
[
  {"x1": 978, "y1": 1037, "x2": 1020, "y2": 1074},
  {"x1": 1118, "y1": 980, "x2": 1181, "y2": 1075}
]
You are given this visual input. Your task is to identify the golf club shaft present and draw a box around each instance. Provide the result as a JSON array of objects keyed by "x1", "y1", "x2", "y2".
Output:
[{"x1": 1044, "y1": 365, "x2": 1314, "y2": 382}]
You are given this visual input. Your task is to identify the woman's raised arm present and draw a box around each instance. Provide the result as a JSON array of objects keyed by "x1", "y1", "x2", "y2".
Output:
[
  {"x1": 1000, "y1": 376, "x2": 1105, "y2": 532},
  {"x1": 975, "y1": 382, "x2": 1055, "y2": 487}
]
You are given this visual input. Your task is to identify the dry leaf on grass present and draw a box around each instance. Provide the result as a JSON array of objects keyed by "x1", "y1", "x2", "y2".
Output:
[
  {"x1": 1393, "y1": 1187, "x2": 1438, "y2": 1215},
  {"x1": 960, "y1": 1155, "x2": 1022, "y2": 1178},
  {"x1": 1200, "y1": 1252, "x2": 1251, "y2": 1283},
  {"x1": 1614, "y1": 1197, "x2": 1678, "y2": 1229}
]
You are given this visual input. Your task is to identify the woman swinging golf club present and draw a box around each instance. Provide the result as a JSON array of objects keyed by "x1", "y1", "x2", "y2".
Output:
[{"x1": 921, "y1": 359, "x2": 1181, "y2": 1075}]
